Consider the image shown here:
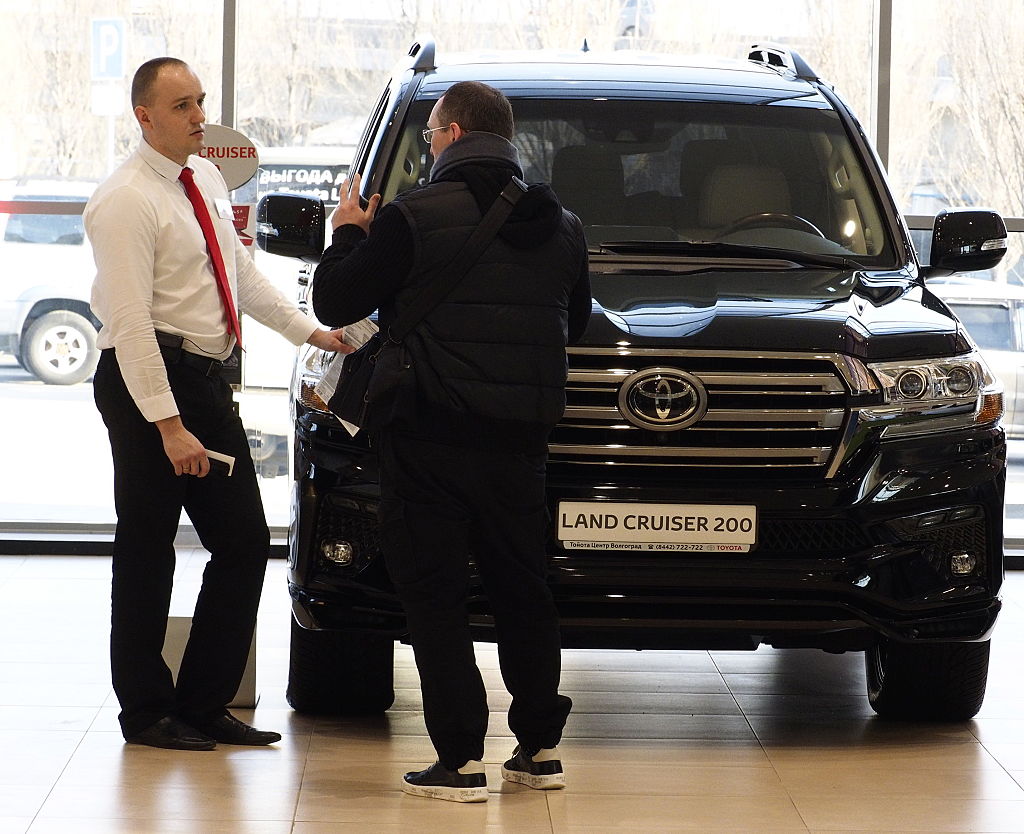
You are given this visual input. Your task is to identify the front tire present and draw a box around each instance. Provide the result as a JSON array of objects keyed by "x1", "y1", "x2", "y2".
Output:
[
  {"x1": 865, "y1": 639, "x2": 990, "y2": 721},
  {"x1": 21, "y1": 310, "x2": 98, "y2": 385},
  {"x1": 286, "y1": 616, "x2": 396, "y2": 714}
]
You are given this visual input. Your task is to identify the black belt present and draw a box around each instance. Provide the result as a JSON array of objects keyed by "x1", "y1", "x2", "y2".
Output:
[{"x1": 154, "y1": 330, "x2": 224, "y2": 377}]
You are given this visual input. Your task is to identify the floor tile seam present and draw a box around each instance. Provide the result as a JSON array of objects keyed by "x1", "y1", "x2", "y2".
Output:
[
  {"x1": 558, "y1": 669, "x2": 723, "y2": 677},
  {"x1": 332, "y1": 708, "x2": 753, "y2": 719},
  {"x1": 36, "y1": 809, "x2": 301, "y2": 824},
  {"x1": 287, "y1": 723, "x2": 316, "y2": 758},
  {"x1": 977, "y1": 737, "x2": 1024, "y2": 788},
  {"x1": 752, "y1": 737, "x2": 986, "y2": 756},
  {"x1": 542, "y1": 787, "x2": 559, "y2": 833},
  {"x1": 553, "y1": 689, "x2": 739, "y2": 697},
  {"x1": 288, "y1": 734, "x2": 318, "y2": 828},
  {"x1": 26, "y1": 726, "x2": 95, "y2": 831},
  {"x1": 706, "y1": 651, "x2": 760, "y2": 741},
  {"x1": 703, "y1": 652, "x2": 818, "y2": 829},
  {"x1": 759, "y1": 754, "x2": 815, "y2": 833}
]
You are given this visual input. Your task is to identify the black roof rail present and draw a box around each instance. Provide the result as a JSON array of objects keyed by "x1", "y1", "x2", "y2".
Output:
[
  {"x1": 408, "y1": 37, "x2": 437, "y2": 72},
  {"x1": 748, "y1": 43, "x2": 819, "y2": 82}
]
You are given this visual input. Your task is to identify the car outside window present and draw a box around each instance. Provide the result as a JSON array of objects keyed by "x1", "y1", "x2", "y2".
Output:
[
  {"x1": 3, "y1": 211, "x2": 84, "y2": 245},
  {"x1": 947, "y1": 302, "x2": 1016, "y2": 352}
]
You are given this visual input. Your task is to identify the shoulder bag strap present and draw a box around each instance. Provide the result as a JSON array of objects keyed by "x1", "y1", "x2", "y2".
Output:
[{"x1": 388, "y1": 176, "x2": 528, "y2": 342}]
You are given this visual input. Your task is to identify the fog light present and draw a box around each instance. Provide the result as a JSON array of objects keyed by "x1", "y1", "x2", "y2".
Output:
[
  {"x1": 321, "y1": 541, "x2": 354, "y2": 565},
  {"x1": 950, "y1": 551, "x2": 977, "y2": 575},
  {"x1": 918, "y1": 512, "x2": 946, "y2": 528}
]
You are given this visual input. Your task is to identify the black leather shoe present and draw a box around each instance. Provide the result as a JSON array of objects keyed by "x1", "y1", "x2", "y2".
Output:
[
  {"x1": 125, "y1": 716, "x2": 216, "y2": 751},
  {"x1": 188, "y1": 713, "x2": 281, "y2": 746}
]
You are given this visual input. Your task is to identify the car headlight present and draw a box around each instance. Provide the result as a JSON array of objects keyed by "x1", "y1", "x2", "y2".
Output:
[
  {"x1": 865, "y1": 350, "x2": 1003, "y2": 437},
  {"x1": 293, "y1": 344, "x2": 333, "y2": 414}
]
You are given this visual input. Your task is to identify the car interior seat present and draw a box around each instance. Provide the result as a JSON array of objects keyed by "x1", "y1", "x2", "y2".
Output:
[
  {"x1": 550, "y1": 145, "x2": 626, "y2": 226},
  {"x1": 699, "y1": 163, "x2": 792, "y2": 231},
  {"x1": 676, "y1": 139, "x2": 746, "y2": 229}
]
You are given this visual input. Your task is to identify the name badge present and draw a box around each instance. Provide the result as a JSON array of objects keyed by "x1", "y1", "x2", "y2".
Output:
[{"x1": 214, "y1": 198, "x2": 234, "y2": 221}]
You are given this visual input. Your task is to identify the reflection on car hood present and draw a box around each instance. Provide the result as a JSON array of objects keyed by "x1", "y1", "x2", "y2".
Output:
[{"x1": 583, "y1": 266, "x2": 971, "y2": 360}]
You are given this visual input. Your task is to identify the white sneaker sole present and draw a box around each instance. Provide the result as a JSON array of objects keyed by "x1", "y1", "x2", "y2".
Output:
[
  {"x1": 500, "y1": 765, "x2": 566, "y2": 790},
  {"x1": 401, "y1": 782, "x2": 489, "y2": 803}
]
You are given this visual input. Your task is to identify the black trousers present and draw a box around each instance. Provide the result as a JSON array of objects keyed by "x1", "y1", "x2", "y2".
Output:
[
  {"x1": 378, "y1": 431, "x2": 572, "y2": 769},
  {"x1": 93, "y1": 349, "x2": 270, "y2": 738}
]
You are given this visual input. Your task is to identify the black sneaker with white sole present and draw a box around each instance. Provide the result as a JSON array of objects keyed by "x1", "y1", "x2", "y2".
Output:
[
  {"x1": 402, "y1": 760, "x2": 488, "y2": 802},
  {"x1": 501, "y1": 745, "x2": 565, "y2": 790}
]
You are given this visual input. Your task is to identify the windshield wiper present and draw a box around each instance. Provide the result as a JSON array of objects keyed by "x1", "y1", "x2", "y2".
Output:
[{"x1": 593, "y1": 240, "x2": 865, "y2": 270}]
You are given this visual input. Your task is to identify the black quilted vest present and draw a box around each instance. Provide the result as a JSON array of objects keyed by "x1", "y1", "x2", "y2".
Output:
[{"x1": 387, "y1": 181, "x2": 585, "y2": 451}]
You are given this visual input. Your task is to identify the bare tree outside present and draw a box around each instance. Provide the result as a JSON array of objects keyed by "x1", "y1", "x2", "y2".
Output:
[
  {"x1": 798, "y1": 2, "x2": 874, "y2": 127},
  {"x1": 890, "y1": 0, "x2": 1024, "y2": 220},
  {"x1": 2, "y1": 0, "x2": 1021, "y2": 227},
  {"x1": 2, "y1": 1, "x2": 220, "y2": 181},
  {"x1": 236, "y1": 0, "x2": 623, "y2": 150},
  {"x1": 5, "y1": 1, "x2": 112, "y2": 180},
  {"x1": 237, "y1": 3, "x2": 361, "y2": 147}
]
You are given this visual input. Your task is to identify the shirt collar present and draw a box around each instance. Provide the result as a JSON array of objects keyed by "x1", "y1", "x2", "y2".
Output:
[{"x1": 138, "y1": 138, "x2": 193, "y2": 182}]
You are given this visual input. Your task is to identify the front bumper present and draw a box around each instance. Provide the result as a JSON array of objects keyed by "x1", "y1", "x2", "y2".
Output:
[{"x1": 288, "y1": 415, "x2": 1005, "y2": 651}]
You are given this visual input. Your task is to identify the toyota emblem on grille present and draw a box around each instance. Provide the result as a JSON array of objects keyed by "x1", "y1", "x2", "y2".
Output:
[{"x1": 618, "y1": 367, "x2": 708, "y2": 431}]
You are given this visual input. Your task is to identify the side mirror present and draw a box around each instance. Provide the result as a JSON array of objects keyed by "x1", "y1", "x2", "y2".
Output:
[
  {"x1": 255, "y1": 193, "x2": 325, "y2": 263},
  {"x1": 924, "y1": 208, "x2": 1007, "y2": 278}
]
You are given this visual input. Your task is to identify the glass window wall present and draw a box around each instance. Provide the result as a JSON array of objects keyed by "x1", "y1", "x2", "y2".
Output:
[
  {"x1": 889, "y1": 0, "x2": 1024, "y2": 220},
  {"x1": 1, "y1": 0, "x2": 1021, "y2": 535}
]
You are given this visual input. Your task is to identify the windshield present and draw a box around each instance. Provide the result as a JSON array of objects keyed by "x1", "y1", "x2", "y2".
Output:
[{"x1": 385, "y1": 96, "x2": 896, "y2": 267}]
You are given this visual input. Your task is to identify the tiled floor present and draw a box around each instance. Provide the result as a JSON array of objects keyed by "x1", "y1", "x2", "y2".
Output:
[{"x1": 1, "y1": 553, "x2": 1023, "y2": 833}]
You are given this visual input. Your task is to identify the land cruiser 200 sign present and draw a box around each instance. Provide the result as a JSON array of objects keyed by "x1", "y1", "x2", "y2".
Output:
[{"x1": 257, "y1": 42, "x2": 1009, "y2": 721}]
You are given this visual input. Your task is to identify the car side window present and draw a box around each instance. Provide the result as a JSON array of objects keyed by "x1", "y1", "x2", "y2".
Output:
[
  {"x1": 4, "y1": 212, "x2": 84, "y2": 245},
  {"x1": 353, "y1": 85, "x2": 396, "y2": 185}
]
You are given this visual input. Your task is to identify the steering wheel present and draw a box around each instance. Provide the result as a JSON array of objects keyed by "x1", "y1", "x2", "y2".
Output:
[{"x1": 717, "y1": 212, "x2": 826, "y2": 238}]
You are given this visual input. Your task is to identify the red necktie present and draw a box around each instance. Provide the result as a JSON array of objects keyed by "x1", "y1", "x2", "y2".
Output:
[{"x1": 178, "y1": 166, "x2": 243, "y2": 348}]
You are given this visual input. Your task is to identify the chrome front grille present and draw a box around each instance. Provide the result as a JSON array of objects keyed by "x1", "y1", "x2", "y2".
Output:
[{"x1": 550, "y1": 347, "x2": 857, "y2": 473}]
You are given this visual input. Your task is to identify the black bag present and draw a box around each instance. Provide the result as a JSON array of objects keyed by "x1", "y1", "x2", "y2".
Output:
[
  {"x1": 327, "y1": 332, "x2": 413, "y2": 431},
  {"x1": 325, "y1": 177, "x2": 527, "y2": 433}
]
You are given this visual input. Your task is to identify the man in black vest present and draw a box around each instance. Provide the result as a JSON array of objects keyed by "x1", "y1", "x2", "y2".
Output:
[{"x1": 312, "y1": 81, "x2": 590, "y2": 802}]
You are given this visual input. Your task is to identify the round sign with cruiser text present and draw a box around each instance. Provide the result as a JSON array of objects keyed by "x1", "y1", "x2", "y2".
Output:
[{"x1": 197, "y1": 124, "x2": 259, "y2": 190}]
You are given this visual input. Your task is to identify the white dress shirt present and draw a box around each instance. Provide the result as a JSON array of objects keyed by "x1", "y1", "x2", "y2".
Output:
[{"x1": 86, "y1": 138, "x2": 316, "y2": 422}]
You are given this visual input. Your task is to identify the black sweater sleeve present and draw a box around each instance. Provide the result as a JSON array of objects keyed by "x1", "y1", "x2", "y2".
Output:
[{"x1": 310, "y1": 203, "x2": 414, "y2": 327}]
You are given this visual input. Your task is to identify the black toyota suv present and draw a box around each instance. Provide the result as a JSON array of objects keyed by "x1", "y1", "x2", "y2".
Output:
[{"x1": 257, "y1": 41, "x2": 1009, "y2": 721}]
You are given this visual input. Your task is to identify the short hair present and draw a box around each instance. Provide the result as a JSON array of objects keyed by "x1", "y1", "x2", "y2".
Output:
[
  {"x1": 131, "y1": 57, "x2": 189, "y2": 107},
  {"x1": 436, "y1": 81, "x2": 514, "y2": 140}
]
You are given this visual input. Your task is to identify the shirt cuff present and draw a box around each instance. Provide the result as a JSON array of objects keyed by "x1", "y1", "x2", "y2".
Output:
[
  {"x1": 135, "y1": 391, "x2": 180, "y2": 423},
  {"x1": 279, "y1": 311, "x2": 320, "y2": 346}
]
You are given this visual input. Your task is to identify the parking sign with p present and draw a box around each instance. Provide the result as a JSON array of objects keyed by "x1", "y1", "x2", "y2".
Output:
[{"x1": 91, "y1": 18, "x2": 125, "y2": 81}]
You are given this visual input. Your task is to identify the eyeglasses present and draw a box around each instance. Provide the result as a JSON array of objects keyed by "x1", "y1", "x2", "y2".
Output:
[{"x1": 421, "y1": 125, "x2": 451, "y2": 143}]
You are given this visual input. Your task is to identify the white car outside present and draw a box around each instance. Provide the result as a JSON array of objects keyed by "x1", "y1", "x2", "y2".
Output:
[
  {"x1": 930, "y1": 278, "x2": 1024, "y2": 438},
  {"x1": 0, "y1": 178, "x2": 98, "y2": 384}
]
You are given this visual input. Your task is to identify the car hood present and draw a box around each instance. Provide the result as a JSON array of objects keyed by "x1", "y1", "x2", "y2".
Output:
[{"x1": 583, "y1": 264, "x2": 971, "y2": 361}]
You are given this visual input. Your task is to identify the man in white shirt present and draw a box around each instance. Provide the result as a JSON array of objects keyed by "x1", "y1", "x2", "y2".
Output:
[{"x1": 85, "y1": 57, "x2": 348, "y2": 751}]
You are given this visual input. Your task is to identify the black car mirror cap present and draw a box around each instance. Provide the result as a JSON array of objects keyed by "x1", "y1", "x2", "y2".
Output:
[
  {"x1": 924, "y1": 208, "x2": 1007, "y2": 279},
  {"x1": 255, "y1": 193, "x2": 325, "y2": 263}
]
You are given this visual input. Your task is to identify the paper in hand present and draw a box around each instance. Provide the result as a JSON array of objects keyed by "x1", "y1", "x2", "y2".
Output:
[{"x1": 314, "y1": 318, "x2": 379, "y2": 437}]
